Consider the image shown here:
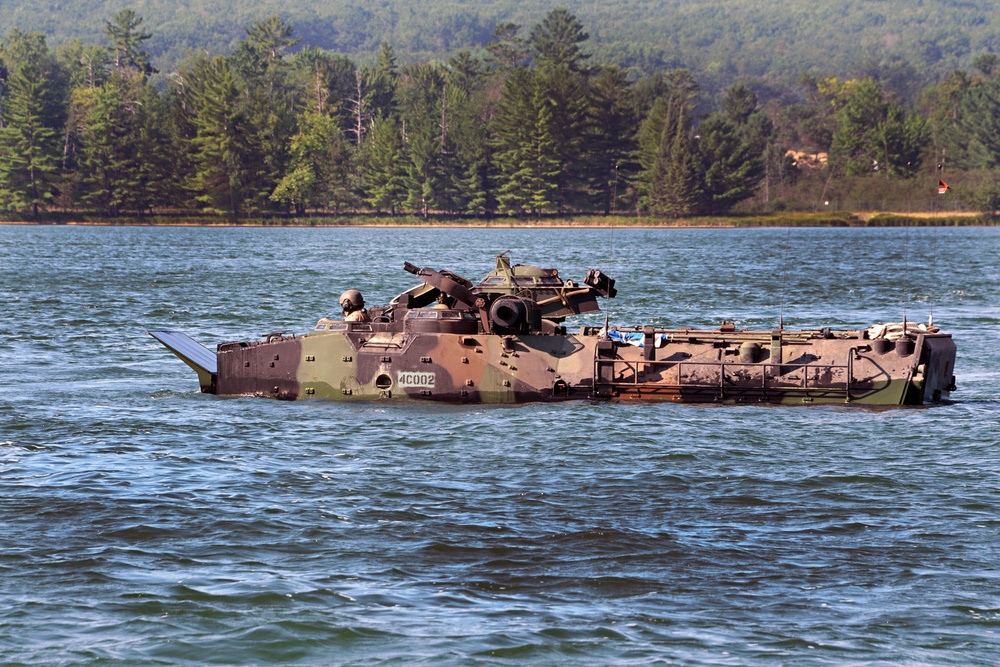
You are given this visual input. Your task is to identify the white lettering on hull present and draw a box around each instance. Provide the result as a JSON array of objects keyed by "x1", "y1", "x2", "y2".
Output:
[{"x1": 397, "y1": 371, "x2": 435, "y2": 388}]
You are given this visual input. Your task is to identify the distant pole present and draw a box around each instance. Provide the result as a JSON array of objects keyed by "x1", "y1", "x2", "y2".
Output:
[
  {"x1": 611, "y1": 162, "x2": 619, "y2": 215},
  {"x1": 903, "y1": 203, "x2": 909, "y2": 331},
  {"x1": 764, "y1": 147, "x2": 770, "y2": 210}
]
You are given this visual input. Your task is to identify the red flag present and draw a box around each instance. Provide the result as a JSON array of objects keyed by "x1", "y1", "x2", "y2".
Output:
[{"x1": 938, "y1": 180, "x2": 949, "y2": 194}]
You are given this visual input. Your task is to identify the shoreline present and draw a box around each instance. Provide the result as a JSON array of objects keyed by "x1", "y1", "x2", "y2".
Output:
[{"x1": 0, "y1": 212, "x2": 993, "y2": 228}]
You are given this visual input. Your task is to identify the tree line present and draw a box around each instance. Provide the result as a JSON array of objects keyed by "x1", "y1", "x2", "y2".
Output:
[{"x1": 1, "y1": 9, "x2": 999, "y2": 220}]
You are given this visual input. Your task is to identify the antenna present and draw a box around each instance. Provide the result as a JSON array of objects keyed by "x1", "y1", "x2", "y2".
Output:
[
  {"x1": 604, "y1": 215, "x2": 615, "y2": 334},
  {"x1": 929, "y1": 224, "x2": 937, "y2": 326},
  {"x1": 778, "y1": 226, "x2": 791, "y2": 330},
  {"x1": 927, "y1": 147, "x2": 950, "y2": 325},
  {"x1": 902, "y1": 216, "x2": 909, "y2": 331},
  {"x1": 604, "y1": 164, "x2": 618, "y2": 335}
]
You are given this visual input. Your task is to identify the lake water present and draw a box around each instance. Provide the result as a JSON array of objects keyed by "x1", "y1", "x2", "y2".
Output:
[{"x1": 2, "y1": 224, "x2": 999, "y2": 665}]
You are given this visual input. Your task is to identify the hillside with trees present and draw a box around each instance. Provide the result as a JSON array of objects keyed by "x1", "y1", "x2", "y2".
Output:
[
  {"x1": 2, "y1": 6, "x2": 1000, "y2": 221},
  {"x1": 2, "y1": 0, "x2": 999, "y2": 98}
]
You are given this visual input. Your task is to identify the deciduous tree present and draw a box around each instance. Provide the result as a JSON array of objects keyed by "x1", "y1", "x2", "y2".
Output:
[{"x1": 829, "y1": 77, "x2": 928, "y2": 177}]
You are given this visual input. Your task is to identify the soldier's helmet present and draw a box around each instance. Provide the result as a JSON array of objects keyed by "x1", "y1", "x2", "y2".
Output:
[{"x1": 340, "y1": 289, "x2": 365, "y2": 311}]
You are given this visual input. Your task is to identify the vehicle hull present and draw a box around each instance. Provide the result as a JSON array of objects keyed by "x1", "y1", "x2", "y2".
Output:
[
  {"x1": 149, "y1": 255, "x2": 957, "y2": 407},
  {"x1": 152, "y1": 324, "x2": 956, "y2": 406}
]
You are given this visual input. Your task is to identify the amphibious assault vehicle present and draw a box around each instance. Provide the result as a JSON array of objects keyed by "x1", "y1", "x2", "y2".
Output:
[{"x1": 150, "y1": 253, "x2": 956, "y2": 406}]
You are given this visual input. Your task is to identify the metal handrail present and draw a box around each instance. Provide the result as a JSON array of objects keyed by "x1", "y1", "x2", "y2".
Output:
[{"x1": 594, "y1": 355, "x2": 855, "y2": 396}]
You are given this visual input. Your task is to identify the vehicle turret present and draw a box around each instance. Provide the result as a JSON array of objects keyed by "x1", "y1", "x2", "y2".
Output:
[{"x1": 387, "y1": 251, "x2": 616, "y2": 334}]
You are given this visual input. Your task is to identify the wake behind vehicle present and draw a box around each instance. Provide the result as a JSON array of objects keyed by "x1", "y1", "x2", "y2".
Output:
[{"x1": 150, "y1": 252, "x2": 956, "y2": 406}]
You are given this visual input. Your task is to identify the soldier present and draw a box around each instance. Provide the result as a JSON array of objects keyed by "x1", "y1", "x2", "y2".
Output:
[
  {"x1": 340, "y1": 289, "x2": 370, "y2": 322},
  {"x1": 432, "y1": 292, "x2": 456, "y2": 309}
]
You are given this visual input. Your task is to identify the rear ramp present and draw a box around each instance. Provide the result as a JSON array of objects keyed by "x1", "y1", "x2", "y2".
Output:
[{"x1": 148, "y1": 330, "x2": 218, "y2": 392}]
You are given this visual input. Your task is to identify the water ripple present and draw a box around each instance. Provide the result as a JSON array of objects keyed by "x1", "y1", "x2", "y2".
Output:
[{"x1": 1, "y1": 226, "x2": 999, "y2": 664}]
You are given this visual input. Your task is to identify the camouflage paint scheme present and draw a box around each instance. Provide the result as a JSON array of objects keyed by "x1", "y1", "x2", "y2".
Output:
[{"x1": 150, "y1": 253, "x2": 957, "y2": 406}]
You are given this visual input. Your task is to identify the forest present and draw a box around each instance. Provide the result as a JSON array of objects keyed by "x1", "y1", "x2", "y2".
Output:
[
  {"x1": 3, "y1": 7, "x2": 1000, "y2": 221},
  {"x1": 4, "y1": 0, "x2": 1000, "y2": 98}
]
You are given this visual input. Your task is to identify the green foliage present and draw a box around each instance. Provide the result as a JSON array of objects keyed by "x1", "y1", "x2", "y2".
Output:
[
  {"x1": 536, "y1": 63, "x2": 589, "y2": 211},
  {"x1": 959, "y1": 172, "x2": 1000, "y2": 213},
  {"x1": 829, "y1": 78, "x2": 929, "y2": 178},
  {"x1": 0, "y1": 31, "x2": 62, "y2": 215},
  {"x1": 4, "y1": 6, "x2": 1000, "y2": 222},
  {"x1": 486, "y1": 23, "x2": 529, "y2": 71},
  {"x1": 638, "y1": 93, "x2": 699, "y2": 217},
  {"x1": 271, "y1": 110, "x2": 357, "y2": 213},
  {"x1": 181, "y1": 53, "x2": 250, "y2": 218},
  {"x1": 105, "y1": 9, "x2": 155, "y2": 78},
  {"x1": 694, "y1": 113, "x2": 763, "y2": 214},
  {"x1": 585, "y1": 65, "x2": 637, "y2": 213},
  {"x1": 5, "y1": 0, "x2": 1000, "y2": 101},
  {"x1": 491, "y1": 67, "x2": 563, "y2": 216},
  {"x1": 948, "y1": 80, "x2": 1000, "y2": 170},
  {"x1": 77, "y1": 76, "x2": 135, "y2": 215},
  {"x1": 529, "y1": 8, "x2": 590, "y2": 72},
  {"x1": 368, "y1": 42, "x2": 400, "y2": 120},
  {"x1": 441, "y1": 67, "x2": 494, "y2": 216},
  {"x1": 363, "y1": 115, "x2": 407, "y2": 214},
  {"x1": 689, "y1": 83, "x2": 771, "y2": 214}
]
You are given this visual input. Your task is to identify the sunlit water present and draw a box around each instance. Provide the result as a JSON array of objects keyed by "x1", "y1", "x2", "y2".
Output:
[{"x1": 2, "y1": 225, "x2": 998, "y2": 665}]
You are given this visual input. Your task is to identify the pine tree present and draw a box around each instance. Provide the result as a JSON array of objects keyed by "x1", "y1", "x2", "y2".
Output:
[
  {"x1": 585, "y1": 65, "x2": 636, "y2": 214},
  {"x1": 289, "y1": 47, "x2": 357, "y2": 132},
  {"x1": 0, "y1": 66, "x2": 60, "y2": 214},
  {"x1": 529, "y1": 8, "x2": 590, "y2": 72},
  {"x1": 536, "y1": 64, "x2": 588, "y2": 211},
  {"x1": 403, "y1": 121, "x2": 440, "y2": 217},
  {"x1": 723, "y1": 82, "x2": 759, "y2": 125},
  {"x1": 439, "y1": 89, "x2": 469, "y2": 214},
  {"x1": 528, "y1": 83, "x2": 560, "y2": 214},
  {"x1": 230, "y1": 16, "x2": 299, "y2": 93},
  {"x1": 920, "y1": 70, "x2": 972, "y2": 168},
  {"x1": 78, "y1": 72, "x2": 153, "y2": 216},
  {"x1": 363, "y1": 116, "x2": 406, "y2": 215},
  {"x1": 441, "y1": 58, "x2": 495, "y2": 216},
  {"x1": 56, "y1": 39, "x2": 109, "y2": 207},
  {"x1": 182, "y1": 54, "x2": 250, "y2": 218},
  {"x1": 486, "y1": 23, "x2": 528, "y2": 71},
  {"x1": 132, "y1": 83, "x2": 178, "y2": 212},
  {"x1": 638, "y1": 94, "x2": 699, "y2": 216},
  {"x1": 348, "y1": 67, "x2": 374, "y2": 147},
  {"x1": 0, "y1": 31, "x2": 63, "y2": 216},
  {"x1": 951, "y1": 79, "x2": 1000, "y2": 169},
  {"x1": 694, "y1": 113, "x2": 762, "y2": 214},
  {"x1": 492, "y1": 69, "x2": 537, "y2": 215},
  {"x1": 105, "y1": 9, "x2": 155, "y2": 79},
  {"x1": 229, "y1": 17, "x2": 300, "y2": 214},
  {"x1": 368, "y1": 42, "x2": 399, "y2": 121},
  {"x1": 398, "y1": 63, "x2": 445, "y2": 216},
  {"x1": 692, "y1": 84, "x2": 770, "y2": 213}
]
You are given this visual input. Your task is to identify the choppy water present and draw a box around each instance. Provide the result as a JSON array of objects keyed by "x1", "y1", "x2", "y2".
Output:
[{"x1": 2, "y1": 224, "x2": 999, "y2": 666}]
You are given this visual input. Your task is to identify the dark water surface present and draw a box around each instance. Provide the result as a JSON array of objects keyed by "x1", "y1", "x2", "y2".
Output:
[{"x1": 2, "y1": 225, "x2": 999, "y2": 665}]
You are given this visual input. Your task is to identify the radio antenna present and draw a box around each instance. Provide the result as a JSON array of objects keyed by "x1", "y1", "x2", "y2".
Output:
[
  {"x1": 903, "y1": 217, "x2": 909, "y2": 331},
  {"x1": 604, "y1": 204, "x2": 615, "y2": 334},
  {"x1": 778, "y1": 226, "x2": 792, "y2": 330},
  {"x1": 929, "y1": 224, "x2": 937, "y2": 326}
]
